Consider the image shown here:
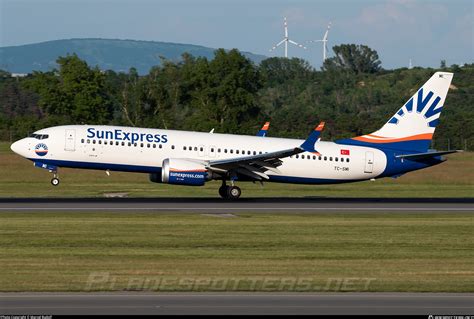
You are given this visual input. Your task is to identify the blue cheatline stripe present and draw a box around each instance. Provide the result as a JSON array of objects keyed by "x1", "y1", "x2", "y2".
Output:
[
  {"x1": 268, "y1": 175, "x2": 365, "y2": 185},
  {"x1": 28, "y1": 158, "x2": 161, "y2": 174},
  {"x1": 335, "y1": 138, "x2": 432, "y2": 153},
  {"x1": 29, "y1": 158, "x2": 366, "y2": 185}
]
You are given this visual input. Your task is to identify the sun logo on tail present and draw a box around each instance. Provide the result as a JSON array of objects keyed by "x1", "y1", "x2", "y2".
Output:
[{"x1": 388, "y1": 88, "x2": 443, "y2": 128}]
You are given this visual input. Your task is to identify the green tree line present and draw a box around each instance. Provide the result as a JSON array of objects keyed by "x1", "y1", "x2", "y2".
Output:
[{"x1": 0, "y1": 45, "x2": 473, "y2": 150}]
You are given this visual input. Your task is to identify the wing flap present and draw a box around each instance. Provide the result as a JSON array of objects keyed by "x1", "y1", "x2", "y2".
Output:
[{"x1": 236, "y1": 167, "x2": 269, "y2": 180}]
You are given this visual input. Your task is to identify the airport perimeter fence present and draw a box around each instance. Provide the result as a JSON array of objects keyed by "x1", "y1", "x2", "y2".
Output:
[{"x1": 1, "y1": 129, "x2": 473, "y2": 151}]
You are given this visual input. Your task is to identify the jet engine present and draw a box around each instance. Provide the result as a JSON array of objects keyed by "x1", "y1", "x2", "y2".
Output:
[{"x1": 161, "y1": 158, "x2": 210, "y2": 186}]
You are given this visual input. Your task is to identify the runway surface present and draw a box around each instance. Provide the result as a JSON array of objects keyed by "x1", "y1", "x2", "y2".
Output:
[
  {"x1": 1, "y1": 200, "x2": 472, "y2": 315},
  {"x1": 1, "y1": 293, "x2": 473, "y2": 315},
  {"x1": 0, "y1": 197, "x2": 472, "y2": 213}
]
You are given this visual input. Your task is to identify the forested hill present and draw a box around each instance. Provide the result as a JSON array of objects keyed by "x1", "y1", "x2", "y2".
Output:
[
  {"x1": 0, "y1": 38, "x2": 267, "y2": 75},
  {"x1": 0, "y1": 47, "x2": 473, "y2": 150}
]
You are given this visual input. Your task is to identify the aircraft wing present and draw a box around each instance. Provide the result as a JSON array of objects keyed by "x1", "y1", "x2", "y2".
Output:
[{"x1": 207, "y1": 122, "x2": 324, "y2": 181}]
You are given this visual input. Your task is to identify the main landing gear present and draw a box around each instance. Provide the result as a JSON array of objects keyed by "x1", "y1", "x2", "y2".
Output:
[
  {"x1": 50, "y1": 171, "x2": 60, "y2": 186},
  {"x1": 218, "y1": 181, "x2": 241, "y2": 200}
]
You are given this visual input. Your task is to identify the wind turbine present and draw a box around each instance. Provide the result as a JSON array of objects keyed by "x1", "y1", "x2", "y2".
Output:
[
  {"x1": 307, "y1": 22, "x2": 331, "y2": 63},
  {"x1": 269, "y1": 17, "x2": 307, "y2": 58}
]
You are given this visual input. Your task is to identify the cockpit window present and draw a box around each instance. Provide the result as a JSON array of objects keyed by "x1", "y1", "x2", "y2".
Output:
[{"x1": 29, "y1": 133, "x2": 49, "y2": 140}]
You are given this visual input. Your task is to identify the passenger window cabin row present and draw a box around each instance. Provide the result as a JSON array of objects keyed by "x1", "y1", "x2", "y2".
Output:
[
  {"x1": 292, "y1": 154, "x2": 350, "y2": 163},
  {"x1": 81, "y1": 138, "x2": 164, "y2": 149},
  {"x1": 80, "y1": 138, "x2": 350, "y2": 162},
  {"x1": 183, "y1": 145, "x2": 260, "y2": 156}
]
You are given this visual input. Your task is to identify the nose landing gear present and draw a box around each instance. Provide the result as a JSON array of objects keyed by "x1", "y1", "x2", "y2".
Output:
[
  {"x1": 32, "y1": 162, "x2": 60, "y2": 186},
  {"x1": 50, "y1": 171, "x2": 60, "y2": 186}
]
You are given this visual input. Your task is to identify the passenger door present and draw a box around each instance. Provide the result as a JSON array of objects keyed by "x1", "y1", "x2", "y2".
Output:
[
  {"x1": 364, "y1": 151, "x2": 374, "y2": 173},
  {"x1": 65, "y1": 129, "x2": 76, "y2": 151}
]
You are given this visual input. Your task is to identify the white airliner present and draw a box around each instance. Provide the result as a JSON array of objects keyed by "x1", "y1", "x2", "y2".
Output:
[{"x1": 10, "y1": 72, "x2": 457, "y2": 199}]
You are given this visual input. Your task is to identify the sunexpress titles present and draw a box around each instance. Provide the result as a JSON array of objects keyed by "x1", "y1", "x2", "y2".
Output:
[{"x1": 86, "y1": 128, "x2": 168, "y2": 144}]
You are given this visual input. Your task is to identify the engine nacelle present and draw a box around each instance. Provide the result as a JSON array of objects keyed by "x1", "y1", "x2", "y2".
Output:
[
  {"x1": 161, "y1": 158, "x2": 209, "y2": 186},
  {"x1": 149, "y1": 173, "x2": 162, "y2": 183}
]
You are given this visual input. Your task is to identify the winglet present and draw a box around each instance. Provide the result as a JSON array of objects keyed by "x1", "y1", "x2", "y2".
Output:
[
  {"x1": 256, "y1": 122, "x2": 270, "y2": 137},
  {"x1": 300, "y1": 122, "x2": 325, "y2": 153}
]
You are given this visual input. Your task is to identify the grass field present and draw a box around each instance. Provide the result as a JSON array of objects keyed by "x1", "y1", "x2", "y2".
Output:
[
  {"x1": 0, "y1": 142, "x2": 473, "y2": 198},
  {"x1": 1, "y1": 212, "x2": 473, "y2": 292}
]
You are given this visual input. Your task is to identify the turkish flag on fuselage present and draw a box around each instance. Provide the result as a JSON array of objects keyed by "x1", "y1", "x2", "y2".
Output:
[{"x1": 340, "y1": 149, "x2": 350, "y2": 155}]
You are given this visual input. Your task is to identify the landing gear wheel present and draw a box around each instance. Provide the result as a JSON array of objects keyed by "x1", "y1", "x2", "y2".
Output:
[
  {"x1": 219, "y1": 185, "x2": 228, "y2": 198},
  {"x1": 51, "y1": 177, "x2": 60, "y2": 186},
  {"x1": 226, "y1": 186, "x2": 241, "y2": 200}
]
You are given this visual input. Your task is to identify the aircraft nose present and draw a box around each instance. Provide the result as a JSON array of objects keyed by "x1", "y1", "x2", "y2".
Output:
[{"x1": 10, "y1": 139, "x2": 23, "y2": 155}]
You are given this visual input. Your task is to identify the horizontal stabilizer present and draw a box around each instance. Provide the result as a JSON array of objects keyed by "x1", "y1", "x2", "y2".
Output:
[{"x1": 395, "y1": 150, "x2": 461, "y2": 160}]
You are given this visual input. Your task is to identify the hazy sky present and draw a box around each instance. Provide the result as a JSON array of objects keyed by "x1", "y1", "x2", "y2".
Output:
[{"x1": 1, "y1": 0, "x2": 473, "y2": 69}]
